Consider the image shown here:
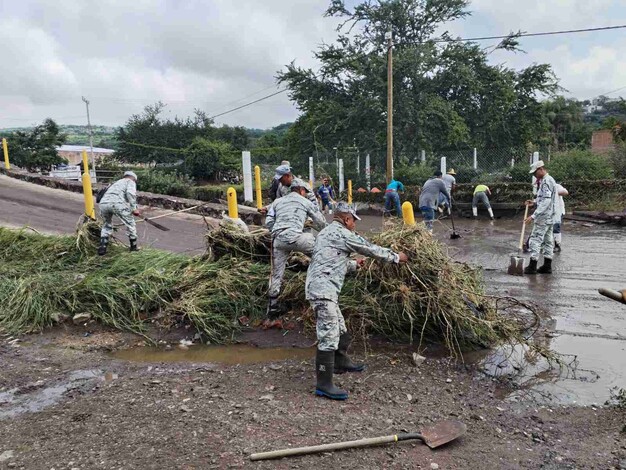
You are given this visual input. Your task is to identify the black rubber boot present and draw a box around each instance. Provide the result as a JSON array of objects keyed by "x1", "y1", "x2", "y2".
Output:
[
  {"x1": 129, "y1": 237, "x2": 139, "y2": 252},
  {"x1": 537, "y1": 258, "x2": 552, "y2": 274},
  {"x1": 524, "y1": 259, "x2": 538, "y2": 275},
  {"x1": 266, "y1": 296, "x2": 282, "y2": 320},
  {"x1": 97, "y1": 237, "x2": 109, "y2": 256},
  {"x1": 335, "y1": 333, "x2": 366, "y2": 374},
  {"x1": 315, "y1": 350, "x2": 348, "y2": 400},
  {"x1": 554, "y1": 242, "x2": 561, "y2": 252}
]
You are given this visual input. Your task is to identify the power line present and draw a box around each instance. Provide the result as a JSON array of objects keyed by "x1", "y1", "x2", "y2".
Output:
[
  {"x1": 437, "y1": 24, "x2": 626, "y2": 43},
  {"x1": 208, "y1": 88, "x2": 288, "y2": 119}
]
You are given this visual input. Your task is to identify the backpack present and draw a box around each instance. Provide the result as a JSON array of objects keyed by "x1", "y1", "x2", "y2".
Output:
[{"x1": 95, "y1": 185, "x2": 110, "y2": 204}]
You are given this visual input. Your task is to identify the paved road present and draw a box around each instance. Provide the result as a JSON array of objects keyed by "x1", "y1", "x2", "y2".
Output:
[{"x1": 0, "y1": 175, "x2": 208, "y2": 254}]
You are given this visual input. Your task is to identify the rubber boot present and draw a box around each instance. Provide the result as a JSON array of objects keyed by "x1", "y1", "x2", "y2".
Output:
[
  {"x1": 315, "y1": 350, "x2": 348, "y2": 400},
  {"x1": 472, "y1": 207, "x2": 478, "y2": 217},
  {"x1": 537, "y1": 257, "x2": 552, "y2": 274},
  {"x1": 129, "y1": 237, "x2": 139, "y2": 252},
  {"x1": 266, "y1": 296, "x2": 282, "y2": 320},
  {"x1": 97, "y1": 236, "x2": 109, "y2": 256},
  {"x1": 488, "y1": 208, "x2": 494, "y2": 220},
  {"x1": 335, "y1": 333, "x2": 366, "y2": 374},
  {"x1": 554, "y1": 233, "x2": 562, "y2": 252},
  {"x1": 524, "y1": 259, "x2": 538, "y2": 275}
]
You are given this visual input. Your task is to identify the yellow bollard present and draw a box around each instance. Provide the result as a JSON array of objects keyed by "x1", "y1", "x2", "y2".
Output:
[
  {"x1": 227, "y1": 187, "x2": 238, "y2": 219},
  {"x1": 402, "y1": 201, "x2": 415, "y2": 226},
  {"x1": 81, "y1": 150, "x2": 95, "y2": 219},
  {"x1": 2, "y1": 138, "x2": 9, "y2": 170},
  {"x1": 348, "y1": 180, "x2": 352, "y2": 204},
  {"x1": 254, "y1": 165, "x2": 263, "y2": 210},
  {"x1": 81, "y1": 149, "x2": 90, "y2": 174}
]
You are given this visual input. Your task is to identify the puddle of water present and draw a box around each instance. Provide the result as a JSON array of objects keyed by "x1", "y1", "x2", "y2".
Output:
[
  {"x1": 0, "y1": 369, "x2": 102, "y2": 419},
  {"x1": 112, "y1": 344, "x2": 314, "y2": 365}
]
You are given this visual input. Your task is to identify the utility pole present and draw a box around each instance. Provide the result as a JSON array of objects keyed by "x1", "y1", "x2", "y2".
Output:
[
  {"x1": 81, "y1": 96, "x2": 96, "y2": 176},
  {"x1": 386, "y1": 30, "x2": 393, "y2": 184}
]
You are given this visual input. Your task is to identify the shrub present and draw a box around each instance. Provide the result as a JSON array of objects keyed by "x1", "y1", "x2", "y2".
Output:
[
  {"x1": 394, "y1": 163, "x2": 436, "y2": 186},
  {"x1": 183, "y1": 138, "x2": 237, "y2": 181},
  {"x1": 609, "y1": 142, "x2": 626, "y2": 178},
  {"x1": 138, "y1": 170, "x2": 194, "y2": 198},
  {"x1": 548, "y1": 149, "x2": 613, "y2": 181}
]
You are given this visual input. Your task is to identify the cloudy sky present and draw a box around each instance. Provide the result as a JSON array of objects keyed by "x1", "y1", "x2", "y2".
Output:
[{"x1": 0, "y1": 0, "x2": 624, "y2": 130}]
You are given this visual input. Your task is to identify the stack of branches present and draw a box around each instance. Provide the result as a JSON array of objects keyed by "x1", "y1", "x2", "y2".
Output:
[{"x1": 0, "y1": 222, "x2": 542, "y2": 358}]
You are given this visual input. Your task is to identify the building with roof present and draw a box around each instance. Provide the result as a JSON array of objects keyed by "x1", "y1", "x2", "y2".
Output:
[{"x1": 56, "y1": 145, "x2": 115, "y2": 165}]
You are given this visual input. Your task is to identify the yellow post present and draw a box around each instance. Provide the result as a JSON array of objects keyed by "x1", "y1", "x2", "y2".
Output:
[
  {"x1": 81, "y1": 149, "x2": 95, "y2": 219},
  {"x1": 402, "y1": 201, "x2": 415, "y2": 226},
  {"x1": 227, "y1": 187, "x2": 238, "y2": 219},
  {"x1": 81, "y1": 149, "x2": 90, "y2": 174},
  {"x1": 254, "y1": 165, "x2": 262, "y2": 209},
  {"x1": 347, "y1": 180, "x2": 353, "y2": 204},
  {"x1": 2, "y1": 138, "x2": 9, "y2": 170}
]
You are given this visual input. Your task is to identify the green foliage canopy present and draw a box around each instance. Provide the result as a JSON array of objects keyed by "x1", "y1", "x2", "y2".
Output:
[{"x1": 0, "y1": 119, "x2": 67, "y2": 171}]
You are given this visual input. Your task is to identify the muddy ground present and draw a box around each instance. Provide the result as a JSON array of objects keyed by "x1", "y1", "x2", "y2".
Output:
[{"x1": 1, "y1": 181, "x2": 626, "y2": 468}]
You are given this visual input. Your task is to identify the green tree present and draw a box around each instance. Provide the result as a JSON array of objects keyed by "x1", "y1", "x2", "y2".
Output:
[
  {"x1": 183, "y1": 138, "x2": 237, "y2": 181},
  {"x1": 278, "y1": 0, "x2": 559, "y2": 167},
  {"x1": 541, "y1": 96, "x2": 591, "y2": 149},
  {"x1": 1, "y1": 119, "x2": 67, "y2": 171}
]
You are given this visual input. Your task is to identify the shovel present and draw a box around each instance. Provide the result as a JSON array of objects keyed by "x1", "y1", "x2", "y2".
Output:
[
  {"x1": 141, "y1": 217, "x2": 170, "y2": 231},
  {"x1": 249, "y1": 420, "x2": 466, "y2": 461},
  {"x1": 598, "y1": 287, "x2": 626, "y2": 304},
  {"x1": 449, "y1": 207, "x2": 461, "y2": 239},
  {"x1": 508, "y1": 204, "x2": 529, "y2": 276}
]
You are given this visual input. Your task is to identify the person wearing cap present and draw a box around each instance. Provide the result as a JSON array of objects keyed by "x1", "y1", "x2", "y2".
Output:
[
  {"x1": 384, "y1": 178, "x2": 405, "y2": 216},
  {"x1": 418, "y1": 171, "x2": 450, "y2": 232},
  {"x1": 97, "y1": 171, "x2": 141, "y2": 255},
  {"x1": 306, "y1": 202, "x2": 408, "y2": 400},
  {"x1": 268, "y1": 164, "x2": 293, "y2": 202},
  {"x1": 265, "y1": 178, "x2": 327, "y2": 320},
  {"x1": 523, "y1": 160, "x2": 558, "y2": 274},
  {"x1": 438, "y1": 169, "x2": 457, "y2": 212},
  {"x1": 472, "y1": 184, "x2": 494, "y2": 220}
]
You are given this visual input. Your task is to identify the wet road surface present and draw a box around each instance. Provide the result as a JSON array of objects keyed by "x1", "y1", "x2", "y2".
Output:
[{"x1": 0, "y1": 175, "x2": 208, "y2": 254}]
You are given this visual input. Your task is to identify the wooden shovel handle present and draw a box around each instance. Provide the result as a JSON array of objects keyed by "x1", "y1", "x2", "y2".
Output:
[
  {"x1": 518, "y1": 204, "x2": 529, "y2": 252},
  {"x1": 250, "y1": 434, "x2": 408, "y2": 461}
]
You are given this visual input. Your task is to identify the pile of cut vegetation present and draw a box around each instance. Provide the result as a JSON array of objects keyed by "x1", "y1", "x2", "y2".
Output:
[{"x1": 0, "y1": 223, "x2": 538, "y2": 356}]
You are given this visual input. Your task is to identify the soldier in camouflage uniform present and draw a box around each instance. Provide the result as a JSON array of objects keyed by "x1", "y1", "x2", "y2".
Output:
[
  {"x1": 306, "y1": 202, "x2": 408, "y2": 400},
  {"x1": 265, "y1": 178, "x2": 327, "y2": 319},
  {"x1": 524, "y1": 160, "x2": 558, "y2": 274},
  {"x1": 98, "y1": 171, "x2": 141, "y2": 255}
]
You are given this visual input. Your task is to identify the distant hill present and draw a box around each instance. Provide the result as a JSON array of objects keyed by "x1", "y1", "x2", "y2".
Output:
[{"x1": 0, "y1": 122, "x2": 294, "y2": 151}]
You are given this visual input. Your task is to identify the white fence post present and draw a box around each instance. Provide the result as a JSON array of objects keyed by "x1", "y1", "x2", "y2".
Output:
[
  {"x1": 309, "y1": 156, "x2": 315, "y2": 186},
  {"x1": 242, "y1": 151, "x2": 253, "y2": 202},
  {"x1": 440, "y1": 156, "x2": 446, "y2": 175},
  {"x1": 511, "y1": 158, "x2": 515, "y2": 168},
  {"x1": 420, "y1": 149, "x2": 426, "y2": 163},
  {"x1": 365, "y1": 153, "x2": 371, "y2": 192},
  {"x1": 473, "y1": 148, "x2": 478, "y2": 170},
  {"x1": 339, "y1": 158, "x2": 345, "y2": 193},
  {"x1": 531, "y1": 151, "x2": 540, "y2": 193}
]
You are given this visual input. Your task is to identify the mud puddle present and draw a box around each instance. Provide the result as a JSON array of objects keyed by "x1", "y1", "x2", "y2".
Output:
[
  {"x1": 435, "y1": 217, "x2": 626, "y2": 405},
  {"x1": 112, "y1": 344, "x2": 314, "y2": 365},
  {"x1": 0, "y1": 369, "x2": 106, "y2": 419}
]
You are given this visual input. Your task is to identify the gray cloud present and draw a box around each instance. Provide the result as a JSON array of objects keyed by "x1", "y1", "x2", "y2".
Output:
[{"x1": 0, "y1": 0, "x2": 624, "y2": 130}]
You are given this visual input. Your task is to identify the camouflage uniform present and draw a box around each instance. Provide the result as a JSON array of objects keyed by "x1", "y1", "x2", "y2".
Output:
[
  {"x1": 278, "y1": 182, "x2": 319, "y2": 205},
  {"x1": 529, "y1": 174, "x2": 558, "y2": 260},
  {"x1": 266, "y1": 191, "x2": 326, "y2": 298},
  {"x1": 99, "y1": 178, "x2": 138, "y2": 239},
  {"x1": 306, "y1": 221, "x2": 399, "y2": 351}
]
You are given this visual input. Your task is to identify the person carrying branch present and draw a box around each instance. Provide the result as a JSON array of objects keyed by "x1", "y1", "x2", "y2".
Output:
[
  {"x1": 524, "y1": 160, "x2": 558, "y2": 274},
  {"x1": 306, "y1": 202, "x2": 408, "y2": 400},
  {"x1": 265, "y1": 178, "x2": 327, "y2": 321},
  {"x1": 98, "y1": 171, "x2": 141, "y2": 256}
]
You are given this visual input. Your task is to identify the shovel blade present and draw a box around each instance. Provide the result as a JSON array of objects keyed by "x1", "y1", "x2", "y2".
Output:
[
  {"x1": 507, "y1": 255, "x2": 524, "y2": 276},
  {"x1": 450, "y1": 232, "x2": 461, "y2": 239},
  {"x1": 421, "y1": 420, "x2": 467, "y2": 449}
]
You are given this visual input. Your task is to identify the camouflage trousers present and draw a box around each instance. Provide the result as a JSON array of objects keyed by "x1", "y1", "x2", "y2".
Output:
[
  {"x1": 529, "y1": 221, "x2": 554, "y2": 261},
  {"x1": 99, "y1": 203, "x2": 137, "y2": 239},
  {"x1": 311, "y1": 300, "x2": 347, "y2": 352},
  {"x1": 268, "y1": 232, "x2": 315, "y2": 298}
]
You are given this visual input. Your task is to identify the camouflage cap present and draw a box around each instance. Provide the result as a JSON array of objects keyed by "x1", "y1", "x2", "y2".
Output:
[
  {"x1": 290, "y1": 177, "x2": 312, "y2": 193},
  {"x1": 334, "y1": 201, "x2": 361, "y2": 220},
  {"x1": 274, "y1": 164, "x2": 292, "y2": 180}
]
